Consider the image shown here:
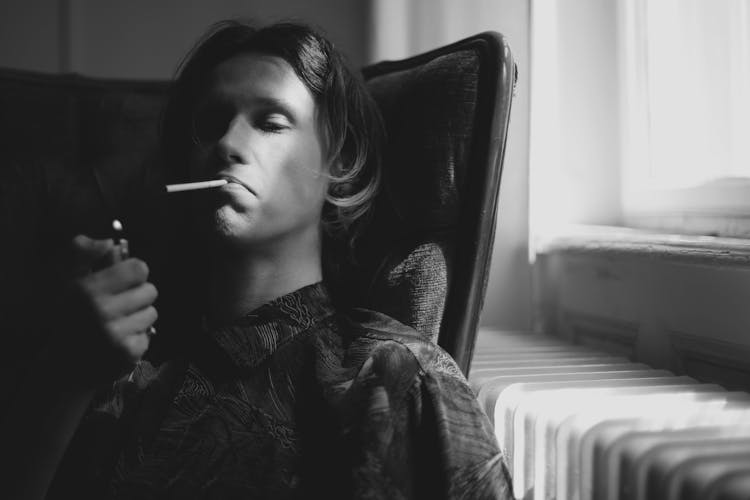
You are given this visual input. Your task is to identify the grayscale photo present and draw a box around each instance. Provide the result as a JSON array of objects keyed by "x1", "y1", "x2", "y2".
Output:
[{"x1": 1, "y1": 1, "x2": 748, "y2": 499}]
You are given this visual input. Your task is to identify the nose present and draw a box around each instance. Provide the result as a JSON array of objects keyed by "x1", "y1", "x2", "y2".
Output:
[{"x1": 215, "y1": 115, "x2": 252, "y2": 165}]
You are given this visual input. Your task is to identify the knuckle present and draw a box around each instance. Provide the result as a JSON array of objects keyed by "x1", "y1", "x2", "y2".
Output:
[
  {"x1": 71, "y1": 234, "x2": 88, "y2": 249},
  {"x1": 102, "y1": 322, "x2": 121, "y2": 345},
  {"x1": 119, "y1": 260, "x2": 145, "y2": 283},
  {"x1": 144, "y1": 282, "x2": 159, "y2": 302},
  {"x1": 131, "y1": 259, "x2": 150, "y2": 280},
  {"x1": 146, "y1": 305, "x2": 159, "y2": 323},
  {"x1": 127, "y1": 346, "x2": 142, "y2": 362},
  {"x1": 92, "y1": 296, "x2": 111, "y2": 318},
  {"x1": 126, "y1": 335, "x2": 148, "y2": 360},
  {"x1": 112, "y1": 330, "x2": 139, "y2": 361}
]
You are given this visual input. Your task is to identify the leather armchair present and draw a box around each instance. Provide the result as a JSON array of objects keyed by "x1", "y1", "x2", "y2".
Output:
[
  {"x1": 0, "y1": 31, "x2": 515, "y2": 391},
  {"x1": 356, "y1": 32, "x2": 516, "y2": 374}
]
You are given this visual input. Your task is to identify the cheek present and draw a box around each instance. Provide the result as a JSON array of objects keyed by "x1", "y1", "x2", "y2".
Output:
[
  {"x1": 276, "y1": 136, "x2": 329, "y2": 209},
  {"x1": 295, "y1": 155, "x2": 329, "y2": 206},
  {"x1": 276, "y1": 165, "x2": 327, "y2": 216}
]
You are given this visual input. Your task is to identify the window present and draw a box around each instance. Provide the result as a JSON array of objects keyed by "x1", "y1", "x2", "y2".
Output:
[
  {"x1": 531, "y1": 0, "x2": 750, "y2": 241},
  {"x1": 621, "y1": 0, "x2": 750, "y2": 237}
]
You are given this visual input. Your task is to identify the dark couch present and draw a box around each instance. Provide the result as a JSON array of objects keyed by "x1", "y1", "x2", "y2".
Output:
[{"x1": 0, "y1": 68, "x2": 169, "y2": 400}]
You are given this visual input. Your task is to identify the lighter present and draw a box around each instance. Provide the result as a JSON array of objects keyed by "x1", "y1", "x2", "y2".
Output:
[
  {"x1": 111, "y1": 219, "x2": 156, "y2": 339},
  {"x1": 111, "y1": 219, "x2": 130, "y2": 262}
]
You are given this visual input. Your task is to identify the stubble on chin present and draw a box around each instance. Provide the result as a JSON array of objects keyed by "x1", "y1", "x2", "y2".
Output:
[{"x1": 202, "y1": 205, "x2": 259, "y2": 251}]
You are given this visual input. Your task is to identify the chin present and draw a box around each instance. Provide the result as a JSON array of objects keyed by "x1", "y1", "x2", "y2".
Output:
[{"x1": 197, "y1": 206, "x2": 253, "y2": 247}]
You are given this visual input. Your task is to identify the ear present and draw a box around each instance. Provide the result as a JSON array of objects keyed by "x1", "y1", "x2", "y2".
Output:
[{"x1": 327, "y1": 154, "x2": 344, "y2": 177}]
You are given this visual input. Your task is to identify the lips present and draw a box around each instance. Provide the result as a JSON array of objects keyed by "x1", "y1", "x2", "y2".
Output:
[{"x1": 217, "y1": 174, "x2": 257, "y2": 196}]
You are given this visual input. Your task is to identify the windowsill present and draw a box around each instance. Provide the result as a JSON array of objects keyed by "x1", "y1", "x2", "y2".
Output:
[
  {"x1": 532, "y1": 224, "x2": 750, "y2": 390},
  {"x1": 621, "y1": 179, "x2": 750, "y2": 239},
  {"x1": 535, "y1": 224, "x2": 750, "y2": 267}
]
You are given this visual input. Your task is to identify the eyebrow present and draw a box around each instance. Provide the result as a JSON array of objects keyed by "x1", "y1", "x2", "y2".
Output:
[{"x1": 250, "y1": 96, "x2": 294, "y2": 109}]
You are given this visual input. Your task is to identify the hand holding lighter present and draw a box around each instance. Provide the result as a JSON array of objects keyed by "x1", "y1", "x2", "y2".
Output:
[{"x1": 111, "y1": 219, "x2": 156, "y2": 339}]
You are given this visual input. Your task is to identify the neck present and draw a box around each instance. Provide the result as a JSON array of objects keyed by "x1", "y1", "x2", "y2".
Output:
[{"x1": 204, "y1": 230, "x2": 323, "y2": 324}]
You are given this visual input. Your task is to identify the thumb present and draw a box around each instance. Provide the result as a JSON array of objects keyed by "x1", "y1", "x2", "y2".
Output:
[{"x1": 71, "y1": 234, "x2": 116, "y2": 276}]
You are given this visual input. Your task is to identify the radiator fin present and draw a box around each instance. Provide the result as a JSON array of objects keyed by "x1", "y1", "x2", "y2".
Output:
[{"x1": 470, "y1": 329, "x2": 750, "y2": 500}]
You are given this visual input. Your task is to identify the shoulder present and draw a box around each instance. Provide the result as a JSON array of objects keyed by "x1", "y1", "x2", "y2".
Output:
[{"x1": 338, "y1": 307, "x2": 466, "y2": 385}]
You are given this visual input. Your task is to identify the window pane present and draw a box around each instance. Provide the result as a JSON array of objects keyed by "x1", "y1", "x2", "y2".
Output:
[{"x1": 643, "y1": 0, "x2": 750, "y2": 189}]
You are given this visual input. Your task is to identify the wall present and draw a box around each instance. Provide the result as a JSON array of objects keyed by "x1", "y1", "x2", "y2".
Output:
[
  {"x1": 556, "y1": 0, "x2": 622, "y2": 226},
  {"x1": 0, "y1": 0, "x2": 369, "y2": 78},
  {"x1": 530, "y1": 0, "x2": 622, "y2": 238},
  {"x1": 482, "y1": 0, "x2": 531, "y2": 330},
  {"x1": 0, "y1": 0, "x2": 64, "y2": 73}
]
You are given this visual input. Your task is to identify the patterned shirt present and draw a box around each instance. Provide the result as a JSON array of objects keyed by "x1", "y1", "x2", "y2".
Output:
[{"x1": 50, "y1": 283, "x2": 513, "y2": 499}]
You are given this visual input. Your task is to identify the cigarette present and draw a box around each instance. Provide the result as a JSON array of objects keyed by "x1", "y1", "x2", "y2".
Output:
[{"x1": 166, "y1": 179, "x2": 228, "y2": 193}]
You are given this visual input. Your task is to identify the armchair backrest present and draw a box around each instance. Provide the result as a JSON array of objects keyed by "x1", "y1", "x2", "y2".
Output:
[{"x1": 352, "y1": 32, "x2": 516, "y2": 375}]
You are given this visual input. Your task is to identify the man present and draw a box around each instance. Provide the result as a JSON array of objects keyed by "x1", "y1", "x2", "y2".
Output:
[{"x1": 6, "y1": 21, "x2": 512, "y2": 499}]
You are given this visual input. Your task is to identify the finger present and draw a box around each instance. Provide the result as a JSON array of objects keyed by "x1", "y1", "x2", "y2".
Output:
[
  {"x1": 72, "y1": 234, "x2": 114, "y2": 263},
  {"x1": 71, "y1": 235, "x2": 118, "y2": 276},
  {"x1": 108, "y1": 306, "x2": 158, "y2": 341},
  {"x1": 96, "y1": 282, "x2": 158, "y2": 321},
  {"x1": 107, "y1": 306, "x2": 158, "y2": 361},
  {"x1": 116, "y1": 326, "x2": 154, "y2": 364},
  {"x1": 82, "y1": 259, "x2": 150, "y2": 295},
  {"x1": 122, "y1": 332, "x2": 151, "y2": 364}
]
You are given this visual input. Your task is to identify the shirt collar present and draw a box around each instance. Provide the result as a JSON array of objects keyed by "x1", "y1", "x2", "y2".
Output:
[{"x1": 201, "y1": 282, "x2": 335, "y2": 372}]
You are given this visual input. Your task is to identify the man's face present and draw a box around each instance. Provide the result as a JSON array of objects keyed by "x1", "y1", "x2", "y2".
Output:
[{"x1": 187, "y1": 53, "x2": 329, "y2": 250}]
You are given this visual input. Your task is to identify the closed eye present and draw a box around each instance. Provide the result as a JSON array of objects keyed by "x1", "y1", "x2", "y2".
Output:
[
  {"x1": 255, "y1": 109, "x2": 293, "y2": 133},
  {"x1": 258, "y1": 121, "x2": 288, "y2": 133},
  {"x1": 257, "y1": 114, "x2": 291, "y2": 133}
]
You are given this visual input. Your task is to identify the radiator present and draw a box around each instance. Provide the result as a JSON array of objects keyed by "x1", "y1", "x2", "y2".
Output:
[{"x1": 469, "y1": 329, "x2": 750, "y2": 500}]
